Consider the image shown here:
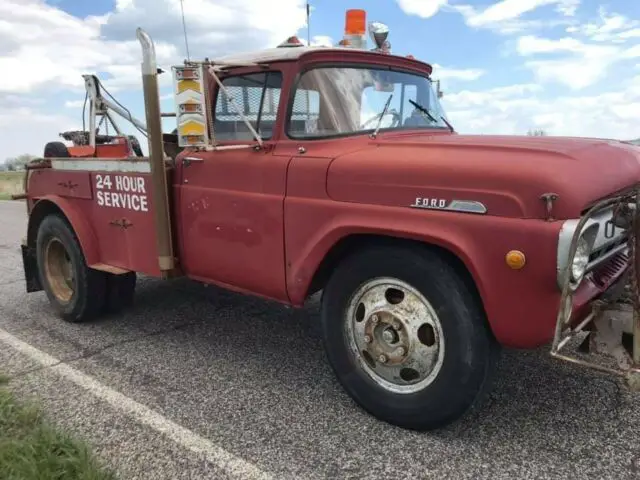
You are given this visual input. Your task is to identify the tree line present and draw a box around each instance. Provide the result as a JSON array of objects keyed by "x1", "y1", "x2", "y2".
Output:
[{"x1": 0, "y1": 154, "x2": 37, "y2": 171}]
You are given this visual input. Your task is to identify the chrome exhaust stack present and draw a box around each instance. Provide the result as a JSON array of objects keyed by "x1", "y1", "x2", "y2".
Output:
[{"x1": 136, "y1": 28, "x2": 175, "y2": 274}]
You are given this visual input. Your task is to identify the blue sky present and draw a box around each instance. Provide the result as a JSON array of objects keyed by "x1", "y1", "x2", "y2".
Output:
[{"x1": 1, "y1": 0, "x2": 639, "y2": 160}]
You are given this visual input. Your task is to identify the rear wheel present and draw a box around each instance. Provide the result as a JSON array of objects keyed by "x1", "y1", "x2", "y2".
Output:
[
  {"x1": 36, "y1": 215, "x2": 107, "y2": 322},
  {"x1": 321, "y1": 245, "x2": 499, "y2": 430}
]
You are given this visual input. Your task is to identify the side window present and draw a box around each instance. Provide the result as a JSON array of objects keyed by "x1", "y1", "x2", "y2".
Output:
[
  {"x1": 214, "y1": 72, "x2": 283, "y2": 141},
  {"x1": 289, "y1": 88, "x2": 320, "y2": 136}
]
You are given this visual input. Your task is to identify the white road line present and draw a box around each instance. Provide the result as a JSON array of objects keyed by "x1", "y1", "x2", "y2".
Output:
[{"x1": 0, "y1": 328, "x2": 273, "y2": 480}]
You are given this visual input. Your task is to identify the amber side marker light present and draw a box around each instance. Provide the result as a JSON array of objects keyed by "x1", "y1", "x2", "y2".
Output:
[{"x1": 506, "y1": 250, "x2": 526, "y2": 270}]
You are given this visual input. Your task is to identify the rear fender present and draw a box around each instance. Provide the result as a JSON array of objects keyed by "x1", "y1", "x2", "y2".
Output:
[{"x1": 27, "y1": 195, "x2": 100, "y2": 266}]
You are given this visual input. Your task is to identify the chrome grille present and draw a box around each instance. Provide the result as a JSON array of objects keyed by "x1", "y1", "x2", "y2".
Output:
[{"x1": 590, "y1": 251, "x2": 629, "y2": 288}]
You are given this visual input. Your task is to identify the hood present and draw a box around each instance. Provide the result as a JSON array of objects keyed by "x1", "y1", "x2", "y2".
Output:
[{"x1": 326, "y1": 133, "x2": 640, "y2": 219}]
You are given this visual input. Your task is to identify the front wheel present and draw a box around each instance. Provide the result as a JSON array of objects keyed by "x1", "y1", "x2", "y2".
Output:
[{"x1": 321, "y1": 245, "x2": 499, "y2": 430}]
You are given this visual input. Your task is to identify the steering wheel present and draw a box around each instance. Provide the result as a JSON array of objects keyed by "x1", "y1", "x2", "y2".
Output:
[{"x1": 361, "y1": 109, "x2": 401, "y2": 130}]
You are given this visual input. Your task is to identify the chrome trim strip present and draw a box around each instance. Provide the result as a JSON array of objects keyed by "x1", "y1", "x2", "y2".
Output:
[
  {"x1": 51, "y1": 159, "x2": 151, "y2": 173},
  {"x1": 410, "y1": 199, "x2": 487, "y2": 214}
]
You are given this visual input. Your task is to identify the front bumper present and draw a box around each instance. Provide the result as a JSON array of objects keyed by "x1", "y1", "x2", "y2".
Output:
[{"x1": 551, "y1": 185, "x2": 640, "y2": 387}]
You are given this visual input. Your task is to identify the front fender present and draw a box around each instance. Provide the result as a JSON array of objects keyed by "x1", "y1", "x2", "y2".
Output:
[
  {"x1": 284, "y1": 201, "x2": 563, "y2": 348},
  {"x1": 28, "y1": 195, "x2": 100, "y2": 266}
]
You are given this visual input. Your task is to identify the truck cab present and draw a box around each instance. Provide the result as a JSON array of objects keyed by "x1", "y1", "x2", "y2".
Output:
[{"x1": 18, "y1": 12, "x2": 640, "y2": 431}]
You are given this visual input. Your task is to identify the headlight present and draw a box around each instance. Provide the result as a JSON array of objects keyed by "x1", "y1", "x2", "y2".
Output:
[{"x1": 570, "y1": 236, "x2": 590, "y2": 284}]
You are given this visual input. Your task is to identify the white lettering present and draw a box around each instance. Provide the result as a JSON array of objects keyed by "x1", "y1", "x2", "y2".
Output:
[
  {"x1": 412, "y1": 197, "x2": 448, "y2": 209},
  {"x1": 95, "y1": 174, "x2": 149, "y2": 211}
]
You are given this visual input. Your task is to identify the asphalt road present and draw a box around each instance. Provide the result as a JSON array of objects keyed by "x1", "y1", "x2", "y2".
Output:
[{"x1": 2, "y1": 199, "x2": 640, "y2": 479}]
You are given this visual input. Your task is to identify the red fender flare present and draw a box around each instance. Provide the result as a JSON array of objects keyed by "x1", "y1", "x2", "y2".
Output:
[{"x1": 28, "y1": 195, "x2": 100, "y2": 266}]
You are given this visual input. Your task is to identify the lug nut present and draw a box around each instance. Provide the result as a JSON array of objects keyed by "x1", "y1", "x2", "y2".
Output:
[
  {"x1": 364, "y1": 335, "x2": 372, "y2": 343},
  {"x1": 371, "y1": 314, "x2": 379, "y2": 324},
  {"x1": 397, "y1": 347, "x2": 407, "y2": 356},
  {"x1": 378, "y1": 354, "x2": 388, "y2": 363},
  {"x1": 393, "y1": 321, "x2": 402, "y2": 331}
]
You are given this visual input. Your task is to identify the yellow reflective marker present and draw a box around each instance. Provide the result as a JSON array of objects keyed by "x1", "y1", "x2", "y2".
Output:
[
  {"x1": 176, "y1": 79, "x2": 202, "y2": 94},
  {"x1": 506, "y1": 250, "x2": 526, "y2": 270}
]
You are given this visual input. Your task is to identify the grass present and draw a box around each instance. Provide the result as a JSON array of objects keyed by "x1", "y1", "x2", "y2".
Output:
[
  {"x1": 0, "y1": 374, "x2": 117, "y2": 480},
  {"x1": 0, "y1": 171, "x2": 24, "y2": 200}
]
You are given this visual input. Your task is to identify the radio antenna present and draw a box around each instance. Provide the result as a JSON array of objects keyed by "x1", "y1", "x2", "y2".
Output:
[
  {"x1": 306, "y1": 2, "x2": 311, "y2": 45},
  {"x1": 179, "y1": 0, "x2": 191, "y2": 61}
]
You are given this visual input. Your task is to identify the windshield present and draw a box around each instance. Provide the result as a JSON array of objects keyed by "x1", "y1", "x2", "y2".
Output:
[{"x1": 287, "y1": 66, "x2": 450, "y2": 139}]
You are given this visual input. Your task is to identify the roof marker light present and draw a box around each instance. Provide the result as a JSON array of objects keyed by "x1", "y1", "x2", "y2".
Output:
[
  {"x1": 343, "y1": 9, "x2": 367, "y2": 49},
  {"x1": 345, "y1": 9, "x2": 366, "y2": 35},
  {"x1": 278, "y1": 36, "x2": 304, "y2": 48}
]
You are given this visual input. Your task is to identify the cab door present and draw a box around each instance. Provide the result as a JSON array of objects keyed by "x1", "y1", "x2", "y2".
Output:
[{"x1": 177, "y1": 70, "x2": 290, "y2": 302}]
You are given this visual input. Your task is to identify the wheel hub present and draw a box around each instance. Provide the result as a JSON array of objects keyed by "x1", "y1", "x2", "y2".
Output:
[
  {"x1": 43, "y1": 237, "x2": 75, "y2": 303},
  {"x1": 345, "y1": 278, "x2": 445, "y2": 394},
  {"x1": 363, "y1": 311, "x2": 409, "y2": 365}
]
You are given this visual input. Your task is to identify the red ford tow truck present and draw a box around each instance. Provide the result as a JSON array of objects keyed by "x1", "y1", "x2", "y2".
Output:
[{"x1": 16, "y1": 10, "x2": 640, "y2": 430}]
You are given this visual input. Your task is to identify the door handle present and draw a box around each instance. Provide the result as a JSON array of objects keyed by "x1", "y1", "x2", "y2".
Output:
[{"x1": 183, "y1": 156, "x2": 204, "y2": 167}]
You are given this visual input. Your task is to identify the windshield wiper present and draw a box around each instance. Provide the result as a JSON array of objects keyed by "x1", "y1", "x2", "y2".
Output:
[
  {"x1": 409, "y1": 99, "x2": 454, "y2": 133},
  {"x1": 371, "y1": 93, "x2": 393, "y2": 139},
  {"x1": 408, "y1": 99, "x2": 437, "y2": 123},
  {"x1": 440, "y1": 115, "x2": 455, "y2": 133}
]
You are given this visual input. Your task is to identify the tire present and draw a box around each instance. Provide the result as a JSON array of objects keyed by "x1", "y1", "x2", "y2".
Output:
[
  {"x1": 321, "y1": 245, "x2": 499, "y2": 431},
  {"x1": 43, "y1": 141, "x2": 70, "y2": 158},
  {"x1": 36, "y1": 215, "x2": 107, "y2": 322},
  {"x1": 104, "y1": 272, "x2": 137, "y2": 314}
]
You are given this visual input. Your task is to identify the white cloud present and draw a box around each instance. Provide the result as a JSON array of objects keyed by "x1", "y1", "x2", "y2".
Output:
[
  {"x1": 0, "y1": 0, "x2": 308, "y2": 95},
  {"x1": 0, "y1": 108, "x2": 78, "y2": 159},
  {"x1": 101, "y1": 0, "x2": 308, "y2": 56},
  {"x1": 0, "y1": 0, "x2": 180, "y2": 94},
  {"x1": 310, "y1": 35, "x2": 333, "y2": 47},
  {"x1": 0, "y1": 0, "x2": 309, "y2": 159},
  {"x1": 516, "y1": 35, "x2": 637, "y2": 89},
  {"x1": 517, "y1": 35, "x2": 584, "y2": 53},
  {"x1": 453, "y1": 0, "x2": 579, "y2": 34},
  {"x1": 443, "y1": 79, "x2": 640, "y2": 140},
  {"x1": 64, "y1": 100, "x2": 85, "y2": 108},
  {"x1": 568, "y1": 7, "x2": 639, "y2": 43},
  {"x1": 298, "y1": 35, "x2": 334, "y2": 47},
  {"x1": 395, "y1": 0, "x2": 448, "y2": 18},
  {"x1": 432, "y1": 64, "x2": 485, "y2": 81}
]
